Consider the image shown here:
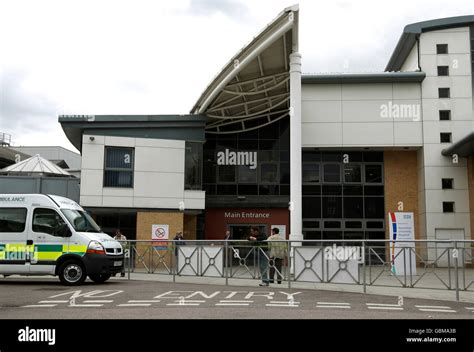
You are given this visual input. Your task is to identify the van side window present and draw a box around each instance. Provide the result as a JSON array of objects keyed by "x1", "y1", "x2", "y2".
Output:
[
  {"x1": 32, "y1": 208, "x2": 66, "y2": 236},
  {"x1": 0, "y1": 208, "x2": 27, "y2": 233}
]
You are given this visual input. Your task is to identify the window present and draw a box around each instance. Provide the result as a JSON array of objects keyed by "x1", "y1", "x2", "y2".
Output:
[
  {"x1": 365, "y1": 197, "x2": 385, "y2": 218},
  {"x1": 323, "y1": 164, "x2": 340, "y2": 183},
  {"x1": 303, "y1": 197, "x2": 321, "y2": 218},
  {"x1": 217, "y1": 165, "x2": 236, "y2": 183},
  {"x1": 440, "y1": 133, "x2": 452, "y2": 143},
  {"x1": 32, "y1": 208, "x2": 67, "y2": 236},
  {"x1": 442, "y1": 178, "x2": 454, "y2": 189},
  {"x1": 443, "y1": 202, "x2": 455, "y2": 213},
  {"x1": 185, "y1": 142, "x2": 203, "y2": 190},
  {"x1": 303, "y1": 164, "x2": 320, "y2": 183},
  {"x1": 322, "y1": 196, "x2": 342, "y2": 218},
  {"x1": 0, "y1": 208, "x2": 27, "y2": 233},
  {"x1": 365, "y1": 165, "x2": 383, "y2": 183},
  {"x1": 238, "y1": 165, "x2": 257, "y2": 183},
  {"x1": 437, "y1": 66, "x2": 449, "y2": 76},
  {"x1": 104, "y1": 147, "x2": 134, "y2": 188},
  {"x1": 436, "y1": 44, "x2": 448, "y2": 54},
  {"x1": 343, "y1": 197, "x2": 363, "y2": 218},
  {"x1": 61, "y1": 209, "x2": 101, "y2": 232},
  {"x1": 344, "y1": 164, "x2": 362, "y2": 183},
  {"x1": 439, "y1": 110, "x2": 451, "y2": 121},
  {"x1": 438, "y1": 88, "x2": 450, "y2": 98},
  {"x1": 259, "y1": 163, "x2": 279, "y2": 184}
]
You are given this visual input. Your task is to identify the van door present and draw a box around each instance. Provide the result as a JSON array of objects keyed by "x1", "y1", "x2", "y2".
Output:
[
  {"x1": 0, "y1": 207, "x2": 29, "y2": 274},
  {"x1": 29, "y1": 207, "x2": 70, "y2": 274}
]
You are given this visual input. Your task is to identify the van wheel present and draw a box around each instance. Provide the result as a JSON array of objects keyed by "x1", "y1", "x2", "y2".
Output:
[
  {"x1": 89, "y1": 274, "x2": 111, "y2": 283},
  {"x1": 58, "y1": 260, "x2": 86, "y2": 286}
]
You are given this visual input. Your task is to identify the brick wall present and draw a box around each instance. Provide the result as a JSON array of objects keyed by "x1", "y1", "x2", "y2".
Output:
[
  {"x1": 134, "y1": 211, "x2": 184, "y2": 270},
  {"x1": 384, "y1": 151, "x2": 420, "y2": 240}
]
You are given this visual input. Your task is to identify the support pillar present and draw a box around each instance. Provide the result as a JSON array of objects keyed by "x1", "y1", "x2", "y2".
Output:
[{"x1": 289, "y1": 52, "x2": 303, "y2": 243}]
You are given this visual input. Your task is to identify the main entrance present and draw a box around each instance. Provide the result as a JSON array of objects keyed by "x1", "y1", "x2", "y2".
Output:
[
  {"x1": 204, "y1": 208, "x2": 289, "y2": 240},
  {"x1": 228, "y1": 224, "x2": 267, "y2": 240}
]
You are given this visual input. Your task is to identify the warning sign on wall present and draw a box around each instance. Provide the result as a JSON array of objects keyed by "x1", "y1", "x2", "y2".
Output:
[{"x1": 152, "y1": 224, "x2": 169, "y2": 249}]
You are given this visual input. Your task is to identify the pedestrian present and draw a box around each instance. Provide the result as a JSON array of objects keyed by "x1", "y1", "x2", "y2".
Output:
[
  {"x1": 223, "y1": 230, "x2": 232, "y2": 269},
  {"x1": 113, "y1": 229, "x2": 127, "y2": 277},
  {"x1": 267, "y1": 228, "x2": 286, "y2": 284},
  {"x1": 173, "y1": 232, "x2": 185, "y2": 273},
  {"x1": 248, "y1": 227, "x2": 269, "y2": 286},
  {"x1": 173, "y1": 231, "x2": 185, "y2": 255}
]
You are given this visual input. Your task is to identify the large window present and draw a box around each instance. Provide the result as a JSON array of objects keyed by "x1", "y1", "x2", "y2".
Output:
[
  {"x1": 104, "y1": 147, "x2": 134, "y2": 188},
  {"x1": 203, "y1": 118, "x2": 290, "y2": 196},
  {"x1": 302, "y1": 151, "x2": 385, "y2": 255},
  {"x1": 185, "y1": 142, "x2": 203, "y2": 190},
  {"x1": 0, "y1": 208, "x2": 27, "y2": 233}
]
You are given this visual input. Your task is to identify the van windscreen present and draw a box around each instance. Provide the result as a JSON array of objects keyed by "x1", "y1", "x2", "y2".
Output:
[{"x1": 61, "y1": 209, "x2": 102, "y2": 233}]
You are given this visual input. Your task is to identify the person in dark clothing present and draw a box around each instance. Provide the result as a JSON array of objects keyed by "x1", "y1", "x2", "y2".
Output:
[
  {"x1": 248, "y1": 227, "x2": 269, "y2": 286},
  {"x1": 173, "y1": 232, "x2": 185, "y2": 256}
]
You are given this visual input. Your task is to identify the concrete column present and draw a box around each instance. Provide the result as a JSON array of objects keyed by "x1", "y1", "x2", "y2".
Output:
[{"x1": 289, "y1": 52, "x2": 303, "y2": 243}]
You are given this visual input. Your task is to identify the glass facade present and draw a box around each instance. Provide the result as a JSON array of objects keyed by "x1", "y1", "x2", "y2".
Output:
[
  {"x1": 203, "y1": 118, "x2": 290, "y2": 197},
  {"x1": 301, "y1": 151, "x2": 385, "y2": 259},
  {"x1": 185, "y1": 142, "x2": 203, "y2": 190}
]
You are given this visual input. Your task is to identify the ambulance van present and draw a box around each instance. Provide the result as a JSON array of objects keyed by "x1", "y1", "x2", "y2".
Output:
[{"x1": 0, "y1": 194, "x2": 124, "y2": 285}]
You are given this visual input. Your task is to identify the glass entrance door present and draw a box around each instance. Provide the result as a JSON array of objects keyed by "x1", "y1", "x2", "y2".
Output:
[{"x1": 228, "y1": 224, "x2": 267, "y2": 240}]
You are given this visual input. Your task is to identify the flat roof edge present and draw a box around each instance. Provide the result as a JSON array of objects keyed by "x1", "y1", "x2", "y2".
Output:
[
  {"x1": 386, "y1": 15, "x2": 474, "y2": 72},
  {"x1": 441, "y1": 131, "x2": 474, "y2": 157},
  {"x1": 302, "y1": 72, "x2": 425, "y2": 84}
]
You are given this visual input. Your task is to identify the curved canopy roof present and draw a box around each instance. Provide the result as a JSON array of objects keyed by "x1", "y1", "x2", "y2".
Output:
[
  {"x1": 191, "y1": 5, "x2": 299, "y2": 134},
  {"x1": 1, "y1": 154, "x2": 72, "y2": 177}
]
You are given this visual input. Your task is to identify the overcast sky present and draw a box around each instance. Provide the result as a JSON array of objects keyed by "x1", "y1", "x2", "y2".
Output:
[{"x1": 0, "y1": 0, "x2": 473, "y2": 153}]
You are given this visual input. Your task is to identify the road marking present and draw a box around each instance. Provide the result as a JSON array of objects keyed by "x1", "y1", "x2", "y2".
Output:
[
  {"x1": 118, "y1": 303, "x2": 151, "y2": 307},
  {"x1": 38, "y1": 300, "x2": 68, "y2": 304},
  {"x1": 216, "y1": 300, "x2": 253, "y2": 306},
  {"x1": 415, "y1": 305, "x2": 456, "y2": 313},
  {"x1": 317, "y1": 302, "x2": 351, "y2": 308},
  {"x1": 317, "y1": 302, "x2": 350, "y2": 305},
  {"x1": 22, "y1": 304, "x2": 57, "y2": 308},
  {"x1": 216, "y1": 303, "x2": 251, "y2": 306},
  {"x1": 68, "y1": 304, "x2": 104, "y2": 307},
  {"x1": 367, "y1": 306, "x2": 404, "y2": 310},
  {"x1": 127, "y1": 300, "x2": 161, "y2": 303},
  {"x1": 418, "y1": 309, "x2": 456, "y2": 313},
  {"x1": 266, "y1": 300, "x2": 300, "y2": 308},
  {"x1": 465, "y1": 307, "x2": 474, "y2": 310},
  {"x1": 83, "y1": 300, "x2": 114, "y2": 304},
  {"x1": 167, "y1": 303, "x2": 201, "y2": 306},
  {"x1": 415, "y1": 305, "x2": 452, "y2": 309},
  {"x1": 367, "y1": 303, "x2": 402, "y2": 307},
  {"x1": 367, "y1": 303, "x2": 403, "y2": 310}
]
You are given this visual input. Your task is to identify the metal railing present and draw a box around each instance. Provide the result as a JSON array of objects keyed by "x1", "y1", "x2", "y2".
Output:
[{"x1": 118, "y1": 239, "x2": 474, "y2": 301}]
